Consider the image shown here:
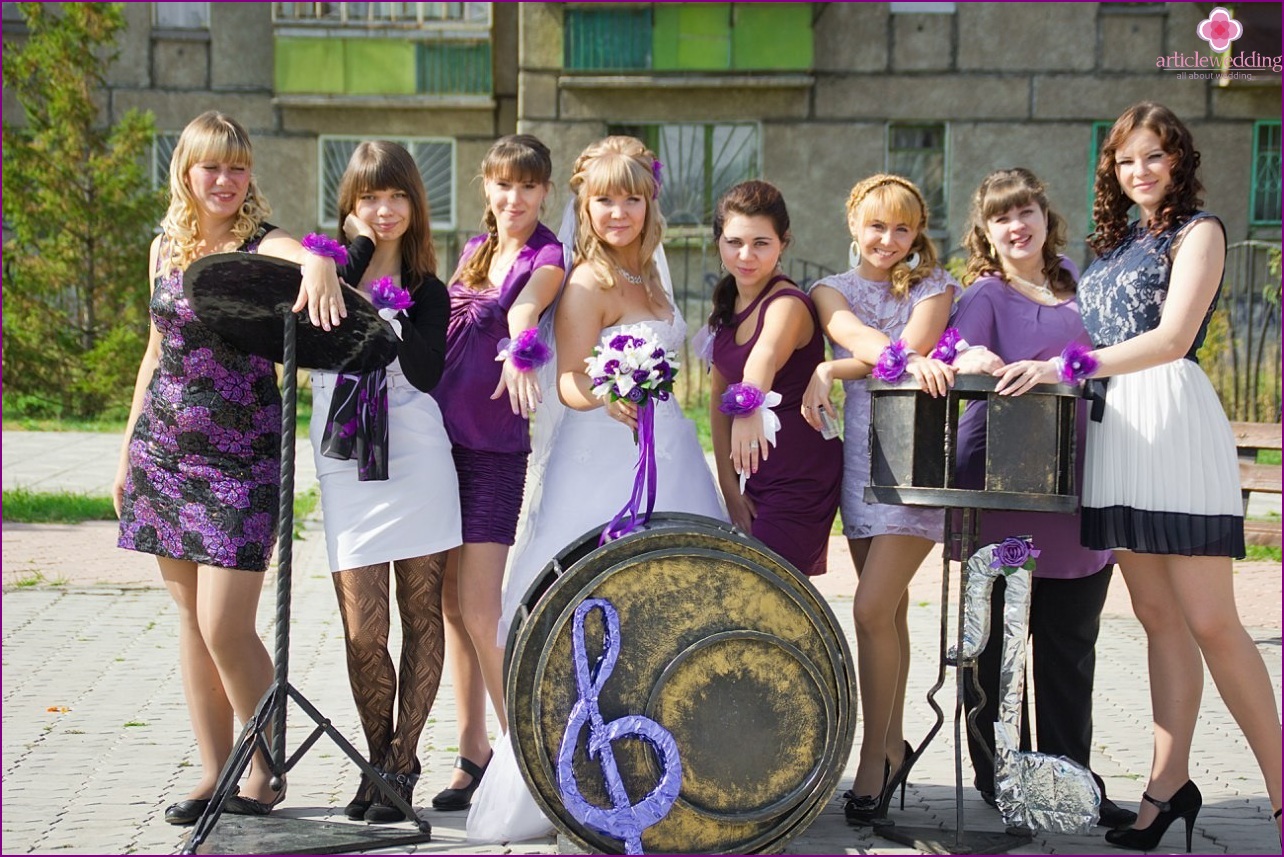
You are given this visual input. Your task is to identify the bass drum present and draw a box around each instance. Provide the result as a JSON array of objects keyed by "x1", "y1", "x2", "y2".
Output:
[{"x1": 505, "y1": 513, "x2": 855, "y2": 854}]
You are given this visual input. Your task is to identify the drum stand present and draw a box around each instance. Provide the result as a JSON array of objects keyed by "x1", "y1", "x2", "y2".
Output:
[
  {"x1": 875, "y1": 507, "x2": 1031, "y2": 855},
  {"x1": 181, "y1": 311, "x2": 432, "y2": 855}
]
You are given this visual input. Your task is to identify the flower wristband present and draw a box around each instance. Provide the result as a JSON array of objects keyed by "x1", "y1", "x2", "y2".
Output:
[
  {"x1": 496, "y1": 328, "x2": 552, "y2": 372},
  {"x1": 719, "y1": 382, "x2": 767, "y2": 416},
  {"x1": 301, "y1": 232, "x2": 349, "y2": 267},
  {"x1": 872, "y1": 339, "x2": 917, "y2": 383},
  {"x1": 928, "y1": 328, "x2": 972, "y2": 364},
  {"x1": 1053, "y1": 342, "x2": 1099, "y2": 383}
]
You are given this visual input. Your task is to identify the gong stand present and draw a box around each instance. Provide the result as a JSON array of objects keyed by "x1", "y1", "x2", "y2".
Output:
[
  {"x1": 178, "y1": 307, "x2": 433, "y2": 853},
  {"x1": 864, "y1": 375, "x2": 1079, "y2": 855}
]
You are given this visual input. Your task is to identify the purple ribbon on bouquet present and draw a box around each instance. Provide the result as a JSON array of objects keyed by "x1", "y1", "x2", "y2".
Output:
[{"x1": 600, "y1": 400, "x2": 658, "y2": 545}]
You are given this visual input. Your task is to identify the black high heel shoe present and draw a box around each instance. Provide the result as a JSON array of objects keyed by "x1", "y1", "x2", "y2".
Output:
[
  {"x1": 878, "y1": 740, "x2": 919, "y2": 815},
  {"x1": 431, "y1": 752, "x2": 490, "y2": 811},
  {"x1": 365, "y1": 759, "x2": 421, "y2": 824},
  {"x1": 344, "y1": 769, "x2": 381, "y2": 820},
  {"x1": 1104, "y1": 780, "x2": 1201, "y2": 853},
  {"x1": 843, "y1": 790, "x2": 891, "y2": 827}
]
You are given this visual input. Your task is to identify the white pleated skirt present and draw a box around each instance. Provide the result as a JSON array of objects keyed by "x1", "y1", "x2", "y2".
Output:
[{"x1": 1081, "y1": 359, "x2": 1244, "y2": 557}]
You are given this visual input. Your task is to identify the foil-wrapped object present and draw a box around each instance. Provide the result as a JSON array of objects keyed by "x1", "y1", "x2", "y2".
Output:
[{"x1": 956, "y1": 541, "x2": 1101, "y2": 834}]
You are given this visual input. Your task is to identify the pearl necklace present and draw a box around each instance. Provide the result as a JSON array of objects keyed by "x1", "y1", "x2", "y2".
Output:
[
  {"x1": 617, "y1": 266, "x2": 644, "y2": 286},
  {"x1": 1006, "y1": 270, "x2": 1057, "y2": 303}
]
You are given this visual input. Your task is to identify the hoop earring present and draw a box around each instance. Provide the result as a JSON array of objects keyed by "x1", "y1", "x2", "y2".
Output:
[
  {"x1": 906, "y1": 251, "x2": 921, "y2": 269},
  {"x1": 849, "y1": 241, "x2": 861, "y2": 269}
]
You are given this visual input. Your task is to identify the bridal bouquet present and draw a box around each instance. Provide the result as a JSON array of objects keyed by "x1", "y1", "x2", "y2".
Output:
[{"x1": 584, "y1": 324, "x2": 680, "y2": 544}]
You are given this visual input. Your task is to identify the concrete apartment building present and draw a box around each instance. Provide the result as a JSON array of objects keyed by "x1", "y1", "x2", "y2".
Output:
[{"x1": 4, "y1": 2, "x2": 1280, "y2": 299}]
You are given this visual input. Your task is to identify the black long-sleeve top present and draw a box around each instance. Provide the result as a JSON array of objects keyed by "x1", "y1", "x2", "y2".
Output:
[{"x1": 341, "y1": 236, "x2": 449, "y2": 394}]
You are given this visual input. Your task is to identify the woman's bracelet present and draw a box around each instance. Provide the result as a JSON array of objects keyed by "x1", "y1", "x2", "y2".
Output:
[
  {"x1": 719, "y1": 382, "x2": 767, "y2": 416},
  {"x1": 301, "y1": 232, "x2": 348, "y2": 267},
  {"x1": 496, "y1": 328, "x2": 552, "y2": 371},
  {"x1": 1052, "y1": 342, "x2": 1099, "y2": 383},
  {"x1": 872, "y1": 339, "x2": 917, "y2": 383},
  {"x1": 928, "y1": 328, "x2": 972, "y2": 364}
]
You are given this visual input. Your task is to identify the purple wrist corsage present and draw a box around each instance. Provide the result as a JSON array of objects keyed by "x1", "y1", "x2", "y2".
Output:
[
  {"x1": 1058, "y1": 342, "x2": 1098, "y2": 383},
  {"x1": 497, "y1": 327, "x2": 552, "y2": 372},
  {"x1": 719, "y1": 382, "x2": 766, "y2": 416},
  {"x1": 872, "y1": 339, "x2": 912, "y2": 382},
  {"x1": 301, "y1": 232, "x2": 349, "y2": 267},
  {"x1": 370, "y1": 276, "x2": 413, "y2": 312},
  {"x1": 929, "y1": 328, "x2": 965, "y2": 364}
]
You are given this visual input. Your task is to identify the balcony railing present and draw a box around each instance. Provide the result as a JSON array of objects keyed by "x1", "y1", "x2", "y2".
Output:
[{"x1": 272, "y1": 2, "x2": 490, "y2": 28}]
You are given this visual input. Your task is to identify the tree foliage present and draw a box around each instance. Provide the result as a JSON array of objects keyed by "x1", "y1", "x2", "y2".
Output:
[{"x1": 3, "y1": 2, "x2": 163, "y2": 417}]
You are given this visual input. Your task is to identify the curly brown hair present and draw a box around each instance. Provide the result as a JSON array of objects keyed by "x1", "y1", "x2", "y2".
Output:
[
  {"x1": 961, "y1": 167, "x2": 1074, "y2": 292},
  {"x1": 1088, "y1": 102, "x2": 1203, "y2": 255},
  {"x1": 845, "y1": 174, "x2": 938, "y2": 300}
]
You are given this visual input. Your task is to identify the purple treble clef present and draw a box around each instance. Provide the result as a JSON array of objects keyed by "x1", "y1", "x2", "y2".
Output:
[{"x1": 557, "y1": 598, "x2": 682, "y2": 855}]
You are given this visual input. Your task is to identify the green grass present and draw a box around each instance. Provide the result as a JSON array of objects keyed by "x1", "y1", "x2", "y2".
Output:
[
  {"x1": 1258, "y1": 448, "x2": 1281, "y2": 466},
  {"x1": 292, "y1": 485, "x2": 321, "y2": 540},
  {"x1": 1245, "y1": 544, "x2": 1282, "y2": 563},
  {"x1": 2, "y1": 489, "x2": 116, "y2": 523},
  {"x1": 680, "y1": 390, "x2": 713, "y2": 454}
]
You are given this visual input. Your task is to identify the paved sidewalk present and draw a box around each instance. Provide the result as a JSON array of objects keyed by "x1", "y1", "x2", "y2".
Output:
[{"x1": 2, "y1": 431, "x2": 1281, "y2": 855}]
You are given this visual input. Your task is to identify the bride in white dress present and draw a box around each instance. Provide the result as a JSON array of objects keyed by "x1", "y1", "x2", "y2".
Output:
[{"x1": 468, "y1": 136, "x2": 726, "y2": 843}]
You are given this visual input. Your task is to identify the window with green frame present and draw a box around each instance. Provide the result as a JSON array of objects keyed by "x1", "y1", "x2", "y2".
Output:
[
  {"x1": 565, "y1": 4, "x2": 812, "y2": 73},
  {"x1": 276, "y1": 38, "x2": 491, "y2": 95},
  {"x1": 886, "y1": 124, "x2": 947, "y2": 234},
  {"x1": 607, "y1": 123, "x2": 759, "y2": 226},
  {"x1": 1251, "y1": 120, "x2": 1281, "y2": 225},
  {"x1": 1086, "y1": 120, "x2": 1113, "y2": 229}
]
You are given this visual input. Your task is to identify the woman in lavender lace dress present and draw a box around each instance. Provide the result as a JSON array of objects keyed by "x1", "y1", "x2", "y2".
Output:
[{"x1": 113, "y1": 111, "x2": 344, "y2": 824}]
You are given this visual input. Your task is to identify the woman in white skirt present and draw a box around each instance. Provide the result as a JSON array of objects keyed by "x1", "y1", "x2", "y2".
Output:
[
  {"x1": 996, "y1": 102, "x2": 1281, "y2": 850},
  {"x1": 310, "y1": 141, "x2": 461, "y2": 823}
]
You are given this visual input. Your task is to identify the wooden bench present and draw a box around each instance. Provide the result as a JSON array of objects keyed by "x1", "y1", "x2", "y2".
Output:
[{"x1": 1231, "y1": 421, "x2": 1282, "y2": 547}]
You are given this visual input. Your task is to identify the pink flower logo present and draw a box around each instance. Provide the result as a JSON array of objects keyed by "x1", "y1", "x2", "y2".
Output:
[{"x1": 1196, "y1": 7, "x2": 1243, "y2": 52}]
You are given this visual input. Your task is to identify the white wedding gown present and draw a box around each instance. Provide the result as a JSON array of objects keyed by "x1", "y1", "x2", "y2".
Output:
[{"x1": 467, "y1": 310, "x2": 726, "y2": 845}]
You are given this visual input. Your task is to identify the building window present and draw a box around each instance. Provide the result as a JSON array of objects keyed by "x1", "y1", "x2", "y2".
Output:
[
  {"x1": 889, "y1": 2, "x2": 956, "y2": 12},
  {"x1": 608, "y1": 123, "x2": 759, "y2": 227},
  {"x1": 272, "y1": 2, "x2": 490, "y2": 26},
  {"x1": 154, "y1": 2, "x2": 210, "y2": 29},
  {"x1": 1086, "y1": 120, "x2": 1114, "y2": 228},
  {"x1": 886, "y1": 124, "x2": 947, "y2": 235},
  {"x1": 1251, "y1": 120, "x2": 1282, "y2": 226},
  {"x1": 565, "y1": 4, "x2": 812, "y2": 73},
  {"x1": 318, "y1": 137, "x2": 455, "y2": 230},
  {"x1": 275, "y1": 37, "x2": 490, "y2": 95},
  {"x1": 152, "y1": 132, "x2": 181, "y2": 190}
]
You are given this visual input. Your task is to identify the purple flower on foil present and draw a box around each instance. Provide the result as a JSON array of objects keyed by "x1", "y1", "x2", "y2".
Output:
[
  {"x1": 872, "y1": 339, "x2": 911, "y2": 383},
  {"x1": 989, "y1": 536, "x2": 1041, "y2": 572},
  {"x1": 719, "y1": 382, "x2": 767, "y2": 416},
  {"x1": 928, "y1": 328, "x2": 963, "y2": 364},
  {"x1": 1059, "y1": 342, "x2": 1098, "y2": 383},
  {"x1": 301, "y1": 232, "x2": 349, "y2": 266},
  {"x1": 370, "y1": 276, "x2": 413, "y2": 312}
]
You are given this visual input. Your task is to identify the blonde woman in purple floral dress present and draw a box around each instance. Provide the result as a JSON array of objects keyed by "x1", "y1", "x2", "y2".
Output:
[{"x1": 114, "y1": 111, "x2": 344, "y2": 825}]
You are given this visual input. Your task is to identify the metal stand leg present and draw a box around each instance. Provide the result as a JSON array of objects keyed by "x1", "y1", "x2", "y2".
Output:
[
  {"x1": 180, "y1": 312, "x2": 431, "y2": 855},
  {"x1": 877, "y1": 508, "x2": 1031, "y2": 854}
]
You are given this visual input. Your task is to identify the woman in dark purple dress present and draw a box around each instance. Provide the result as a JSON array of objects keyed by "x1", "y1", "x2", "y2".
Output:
[
  {"x1": 431, "y1": 136, "x2": 564, "y2": 810},
  {"x1": 112, "y1": 111, "x2": 345, "y2": 823},
  {"x1": 706, "y1": 181, "x2": 841, "y2": 574}
]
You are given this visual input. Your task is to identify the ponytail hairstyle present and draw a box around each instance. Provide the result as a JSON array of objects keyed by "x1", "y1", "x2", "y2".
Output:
[
  {"x1": 336, "y1": 140, "x2": 437, "y2": 290},
  {"x1": 457, "y1": 134, "x2": 553, "y2": 288},
  {"x1": 1088, "y1": 101, "x2": 1203, "y2": 255},
  {"x1": 708, "y1": 180, "x2": 792, "y2": 331},
  {"x1": 161, "y1": 111, "x2": 271, "y2": 270},
  {"x1": 567, "y1": 135, "x2": 664, "y2": 290},
  {"x1": 845, "y1": 174, "x2": 938, "y2": 300},
  {"x1": 961, "y1": 167, "x2": 1074, "y2": 292}
]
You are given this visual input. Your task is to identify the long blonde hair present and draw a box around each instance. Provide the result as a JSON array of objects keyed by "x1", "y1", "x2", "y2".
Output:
[
  {"x1": 160, "y1": 111, "x2": 271, "y2": 270},
  {"x1": 568, "y1": 136, "x2": 664, "y2": 289},
  {"x1": 457, "y1": 134, "x2": 553, "y2": 288},
  {"x1": 845, "y1": 173, "x2": 937, "y2": 299}
]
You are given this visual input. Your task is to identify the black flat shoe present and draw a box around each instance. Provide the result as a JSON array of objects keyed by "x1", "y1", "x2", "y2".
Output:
[
  {"x1": 366, "y1": 759, "x2": 420, "y2": 824},
  {"x1": 345, "y1": 770, "x2": 382, "y2": 820},
  {"x1": 225, "y1": 783, "x2": 287, "y2": 817},
  {"x1": 164, "y1": 798, "x2": 210, "y2": 826},
  {"x1": 1105, "y1": 781, "x2": 1201, "y2": 853},
  {"x1": 431, "y1": 753, "x2": 490, "y2": 811}
]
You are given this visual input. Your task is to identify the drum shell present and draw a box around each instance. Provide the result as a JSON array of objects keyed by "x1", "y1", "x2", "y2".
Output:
[{"x1": 506, "y1": 513, "x2": 855, "y2": 855}]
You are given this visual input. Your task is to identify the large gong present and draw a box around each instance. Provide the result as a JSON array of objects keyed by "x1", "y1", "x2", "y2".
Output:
[{"x1": 505, "y1": 513, "x2": 856, "y2": 854}]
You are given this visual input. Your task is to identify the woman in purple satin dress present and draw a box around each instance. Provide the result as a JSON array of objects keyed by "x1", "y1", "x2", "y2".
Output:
[
  {"x1": 707, "y1": 180, "x2": 841, "y2": 575},
  {"x1": 113, "y1": 111, "x2": 344, "y2": 824},
  {"x1": 431, "y1": 136, "x2": 565, "y2": 811}
]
